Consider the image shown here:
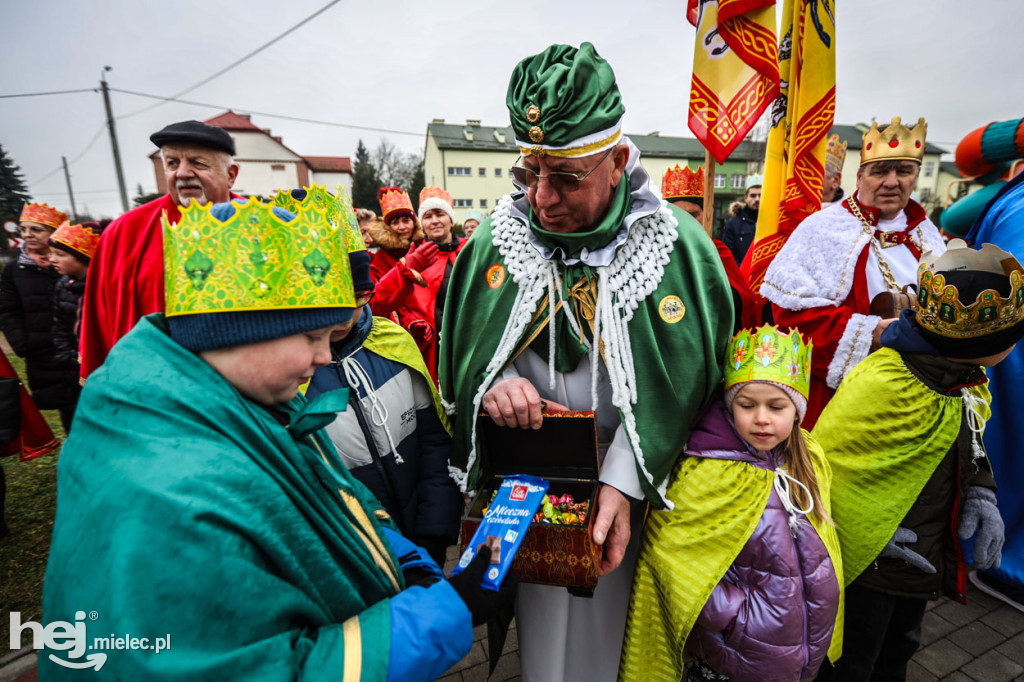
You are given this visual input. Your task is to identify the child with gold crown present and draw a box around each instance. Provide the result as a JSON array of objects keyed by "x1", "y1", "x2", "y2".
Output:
[{"x1": 620, "y1": 326, "x2": 843, "y2": 682}]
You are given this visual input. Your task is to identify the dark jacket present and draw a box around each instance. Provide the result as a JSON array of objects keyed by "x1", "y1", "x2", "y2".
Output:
[
  {"x1": 305, "y1": 311, "x2": 462, "y2": 564},
  {"x1": 0, "y1": 251, "x2": 77, "y2": 409},
  {"x1": 854, "y1": 350, "x2": 995, "y2": 602},
  {"x1": 52, "y1": 275, "x2": 86, "y2": 369},
  {"x1": 722, "y1": 206, "x2": 758, "y2": 265}
]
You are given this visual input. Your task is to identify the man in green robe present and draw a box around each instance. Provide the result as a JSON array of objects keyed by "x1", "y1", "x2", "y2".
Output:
[
  {"x1": 439, "y1": 43, "x2": 734, "y2": 681},
  {"x1": 40, "y1": 198, "x2": 512, "y2": 680}
]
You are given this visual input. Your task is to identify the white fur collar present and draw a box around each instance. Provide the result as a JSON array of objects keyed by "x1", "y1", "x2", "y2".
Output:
[{"x1": 760, "y1": 202, "x2": 944, "y2": 310}]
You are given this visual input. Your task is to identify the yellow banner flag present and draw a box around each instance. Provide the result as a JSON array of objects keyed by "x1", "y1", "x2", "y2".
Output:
[
  {"x1": 688, "y1": 0, "x2": 780, "y2": 164},
  {"x1": 741, "y1": 0, "x2": 837, "y2": 293}
]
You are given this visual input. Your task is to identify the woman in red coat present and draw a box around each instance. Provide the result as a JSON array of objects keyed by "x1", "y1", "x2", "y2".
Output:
[{"x1": 367, "y1": 186, "x2": 438, "y2": 319}]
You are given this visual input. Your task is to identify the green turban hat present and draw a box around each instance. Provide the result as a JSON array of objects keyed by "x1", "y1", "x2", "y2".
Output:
[{"x1": 506, "y1": 42, "x2": 625, "y2": 158}]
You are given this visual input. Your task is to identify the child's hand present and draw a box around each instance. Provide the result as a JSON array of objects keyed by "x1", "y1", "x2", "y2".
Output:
[
  {"x1": 879, "y1": 526, "x2": 936, "y2": 574},
  {"x1": 958, "y1": 487, "x2": 1004, "y2": 569}
]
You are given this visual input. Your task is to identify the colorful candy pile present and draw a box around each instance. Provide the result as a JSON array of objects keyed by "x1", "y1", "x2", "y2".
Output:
[
  {"x1": 535, "y1": 493, "x2": 588, "y2": 526},
  {"x1": 481, "y1": 490, "x2": 589, "y2": 526}
]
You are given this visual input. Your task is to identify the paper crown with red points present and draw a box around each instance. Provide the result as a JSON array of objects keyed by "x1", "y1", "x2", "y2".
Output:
[
  {"x1": 378, "y1": 186, "x2": 415, "y2": 224},
  {"x1": 861, "y1": 116, "x2": 928, "y2": 166},
  {"x1": 419, "y1": 185, "x2": 453, "y2": 208},
  {"x1": 20, "y1": 202, "x2": 68, "y2": 229},
  {"x1": 825, "y1": 134, "x2": 848, "y2": 175},
  {"x1": 662, "y1": 164, "x2": 704, "y2": 201},
  {"x1": 50, "y1": 221, "x2": 101, "y2": 260}
]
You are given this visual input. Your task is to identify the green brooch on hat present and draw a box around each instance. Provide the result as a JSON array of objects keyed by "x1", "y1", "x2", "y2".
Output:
[
  {"x1": 270, "y1": 183, "x2": 365, "y2": 256},
  {"x1": 507, "y1": 42, "x2": 625, "y2": 158},
  {"x1": 163, "y1": 196, "x2": 355, "y2": 317},
  {"x1": 724, "y1": 325, "x2": 812, "y2": 399}
]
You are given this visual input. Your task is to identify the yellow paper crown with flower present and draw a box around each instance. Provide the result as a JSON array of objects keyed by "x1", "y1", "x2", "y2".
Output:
[
  {"x1": 861, "y1": 116, "x2": 928, "y2": 166},
  {"x1": 916, "y1": 239, "x2": 1024, "y2": 340},
  {"x1": 662, "y1": 164, "x2": 704, "y2": 200},
  {"x1": 51, "y1": 221, "x2": 101, "y2": 259},
  {"x1": 824, "y1": 134, "x2": 848, "y2": 175},
  {"x1": 269, "y1": 184, "x2": 365, "y2": 255},
  {"x1": 724, "y1": 325, "x2": 812, "y2": 399},
  {"x1": 20, "y1": 202, "x2": 68, "y2": 229},
  {"x1": 162, "y1": 196, "x2": 355, "y2": 317}
]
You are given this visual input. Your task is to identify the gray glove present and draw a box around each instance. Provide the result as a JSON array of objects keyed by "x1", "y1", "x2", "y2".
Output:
[
  {"x1": 958, "y1": 486, "x2": 1004, "y2": 570},
  {"x1": 879, "y1": 526, "x2": 936, "y2": 574}
]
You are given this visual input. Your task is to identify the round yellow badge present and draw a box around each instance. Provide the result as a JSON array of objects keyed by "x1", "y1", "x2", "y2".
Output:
[
  {"x1": 659, "y1": 295, "x2": 685, "y2": 323},
  {"x1": 486, "y1": 264, "x2": 506, "y2": 289}
]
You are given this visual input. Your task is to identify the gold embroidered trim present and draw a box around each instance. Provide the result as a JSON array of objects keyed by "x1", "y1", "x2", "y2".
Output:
[
  {"x1": 519, "y1": 129, "x2": 622, "y2": 158},
  {"x1": 342, "y1": 617, "x2": 362, "y2": 682}
]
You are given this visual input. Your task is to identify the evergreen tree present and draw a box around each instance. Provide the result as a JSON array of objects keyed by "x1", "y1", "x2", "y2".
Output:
[
  {"x1": 351, "y1": 140, "x2": 381, "y2": 214},
  {"x1": 0, "y1": 144, "x2": 32, "y2": 223}
]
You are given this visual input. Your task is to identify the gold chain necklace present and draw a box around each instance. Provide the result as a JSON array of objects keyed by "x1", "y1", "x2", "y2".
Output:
[{"x1": 848, "y1": 197, "x2": 922, "y2": 295}]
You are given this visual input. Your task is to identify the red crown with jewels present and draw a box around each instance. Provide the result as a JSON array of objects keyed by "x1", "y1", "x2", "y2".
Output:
[
  {"x1": 50, "y1": 221, "x2": 101, "y2": 260},
  {"x1": 662, "y1": 164, "x2": 703, "y2": 200},
  {"x1": 378, "y1": 186, "x2": 415, "y2": 224},
  {"x1": 20, "y1": 202, "x2": 68, "y2": 229},
  {"x1": 419, "y1": 185, "x2": 452, "y2": 207}
]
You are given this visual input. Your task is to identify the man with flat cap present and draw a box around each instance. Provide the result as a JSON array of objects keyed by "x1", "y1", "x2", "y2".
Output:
[
  {"x1": 440, "y1": 43, "x2": 733, "y2": 681},
  {"x1": 79, "y1": 121, "x2": 239, "y2": 377}
]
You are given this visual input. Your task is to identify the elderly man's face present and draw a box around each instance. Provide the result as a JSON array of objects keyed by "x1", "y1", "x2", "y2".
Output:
[
  {"x1": 162, "y1": 144, "x2": 238, "y2": 208},
  {"x1": 856, "y1": 160, "x2": 919, "y2": 220},
  {"x1": 523, "y1": 145, "x2": 628, "y2": 234},
  {"x1": 822, "y1": 171, "x2": 842, "y2": 203}
]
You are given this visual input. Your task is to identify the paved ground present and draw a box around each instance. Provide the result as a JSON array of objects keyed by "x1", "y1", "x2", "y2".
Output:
[{"x1": 4, "y1": 561, "x2": 1022, "y2": 681}]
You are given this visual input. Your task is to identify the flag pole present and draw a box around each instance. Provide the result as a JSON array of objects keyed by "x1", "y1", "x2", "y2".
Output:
[{"x1": 703, "y1": 150, "x2": 716, "y2": 236}]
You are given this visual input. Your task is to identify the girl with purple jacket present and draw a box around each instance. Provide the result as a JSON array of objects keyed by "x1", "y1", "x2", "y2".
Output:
[{"x1": 620, "y1": 326, "x2": 843, "y2": 682}]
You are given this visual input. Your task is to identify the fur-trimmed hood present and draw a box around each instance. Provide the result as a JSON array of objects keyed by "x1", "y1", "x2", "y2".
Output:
[{"x1": 365, "y1": 219, "x2": 424, "y2": 252}]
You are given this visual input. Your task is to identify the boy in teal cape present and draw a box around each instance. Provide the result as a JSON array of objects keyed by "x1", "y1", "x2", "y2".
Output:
[{"x1": 40, "y1": 199, "x2": 512, "y2": 680}]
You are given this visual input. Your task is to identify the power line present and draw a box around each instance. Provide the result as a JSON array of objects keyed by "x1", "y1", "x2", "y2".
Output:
[
  {"x1": 0, "y1": 88, "x2": 94, "y2": 99},
  {"x1": 110, "y1": 87, "x2": 424, "y2": 137},
  {"x1": 30, "y1": 122, "x2": 108, "y2": 186},
  {"x1": 116, "y1": 0, "x2": 343, "y2": 121}
]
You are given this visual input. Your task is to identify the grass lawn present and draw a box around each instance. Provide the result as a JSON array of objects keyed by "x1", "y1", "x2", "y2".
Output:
[{"x1": 1, "y1": 344, "x2": 65, "y2": 647}]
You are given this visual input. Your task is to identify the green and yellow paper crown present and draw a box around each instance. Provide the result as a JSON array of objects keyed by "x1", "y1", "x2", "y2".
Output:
[
  {"x1": 917, "y1": 239, "x2": 1024, "y2": 340},
  {"x1": 724, "y1": 325, "x2": 812, "y2": 399},
  {"x1": 163, "y1": 196, "x2": 355, "y2": 317},
  {"x1": 269, "y1": 183, "x2": 365, "y2": 255}
]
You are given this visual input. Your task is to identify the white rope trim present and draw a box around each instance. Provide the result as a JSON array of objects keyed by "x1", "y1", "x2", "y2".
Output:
[
  {"x1": 460, "y1": 193, "x2": 679, "y2": 506},
  {"x1": 774, "y1": 467, "x2": 815, "y2": 536},
  {"x1": 341, "y1": 354, "x2": 403, "y2": 465},
  {"x1": 962, "y1": 389, "x2": 990, "y2": 463}
]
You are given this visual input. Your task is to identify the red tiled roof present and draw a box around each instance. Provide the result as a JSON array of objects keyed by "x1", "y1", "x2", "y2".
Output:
[
  {"x1": 303, "y1": 156, "x2": 352, "y2": 173},
  {"x1": 204, "y1": 111, "x2": 262, "y2": 131}
]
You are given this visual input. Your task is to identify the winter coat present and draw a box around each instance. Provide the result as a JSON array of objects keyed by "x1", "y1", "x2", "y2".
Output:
[
  {"x1": 51, "y1": 275, "x2": 85, "y2": 369},
  {"x1": 0, "y1": 250, "x2": 77, "y2": 409},
  {"x1": 305, "y1": 312, "x2": 462, "y2": 562},
  {"x1": 685, "y1": 399, "x2": 840, "y2": 681},
  {"x1": 721, "y1": 205, "x2": 758, "y2": 265}
]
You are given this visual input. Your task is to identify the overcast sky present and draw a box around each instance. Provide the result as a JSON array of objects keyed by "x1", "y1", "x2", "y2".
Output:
[{"x1": 2, "y1": 0, "x2": 1022, "y2": 218}]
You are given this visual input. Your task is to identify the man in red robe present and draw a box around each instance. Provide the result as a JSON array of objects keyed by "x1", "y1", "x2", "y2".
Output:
[
  {"x1": 79, "y1": 121, "x2": 239, "y2": 378},
  {"x1": 761, "y1": 117, "x2": 945, "y2": 427}
]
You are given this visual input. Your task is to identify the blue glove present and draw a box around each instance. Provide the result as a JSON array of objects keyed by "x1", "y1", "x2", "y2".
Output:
[
  {"x1": 381, "y1": 527, "x2": 443, "y2": 586},
  {"x1": 958, "y1": 486, "x2": 1004, "y2": 570},
  {"x1": 879, "y1": 526, "x2": 936, "y2": 574}
]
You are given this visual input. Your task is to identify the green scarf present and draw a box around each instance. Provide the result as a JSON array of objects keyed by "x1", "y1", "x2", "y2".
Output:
[
  {"x1": 813, "y1": 347, "x2": 991, "y2": 584},
  {"x1": 619, "y1": 431, "x2": 843, "y2": 680},
  {"x1": 439, "y1": 197, "x2": 734, "y2": 507},
  {"x1": 43, "y1": 314, "x2": 400, "y2": 680}
]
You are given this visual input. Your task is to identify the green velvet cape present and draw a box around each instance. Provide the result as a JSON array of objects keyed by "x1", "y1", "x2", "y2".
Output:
[
  {"x1": 42, "y1": 314, "x2": 402, "y2": 681},
  {"x1": 439, "y1": 194, "x2": 733, "y2": 508}
]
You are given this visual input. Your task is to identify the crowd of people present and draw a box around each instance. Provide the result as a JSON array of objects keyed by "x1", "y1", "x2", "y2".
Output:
[{"x1": 1, "y1": 41, "x2": 1022, "y2": 682}]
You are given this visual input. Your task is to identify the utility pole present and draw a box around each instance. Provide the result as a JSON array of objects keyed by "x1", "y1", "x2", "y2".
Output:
[
  {"x1": 62, "y1": 156, "x2": 78, "y2": 221},
  {"x1": 100, "y1": 66, "x2": 129, "y2": 213}
]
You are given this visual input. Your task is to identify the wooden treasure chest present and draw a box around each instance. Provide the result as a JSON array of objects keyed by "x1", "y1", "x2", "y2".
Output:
[{"x1": 461, "y1": 411, "x2": 602, "y2": 594}]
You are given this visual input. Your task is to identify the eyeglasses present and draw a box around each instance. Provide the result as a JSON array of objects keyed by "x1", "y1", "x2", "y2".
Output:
[
  {"x1": 355, "y1": 290, "x2": 375, "y2": 307},
  {"x1": 510, "y1": 146, "x2": 616, "y2": 193}
]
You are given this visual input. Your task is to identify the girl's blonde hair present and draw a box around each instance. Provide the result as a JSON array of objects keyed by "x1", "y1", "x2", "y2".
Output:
[{"x1": 781, "y1": 424, "x2": 833, "y2": 525}]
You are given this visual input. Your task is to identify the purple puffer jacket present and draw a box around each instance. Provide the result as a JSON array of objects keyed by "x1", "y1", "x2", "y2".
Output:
[{"x1": 686, "y1": 399, "x2": 839, "y2": 682}]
